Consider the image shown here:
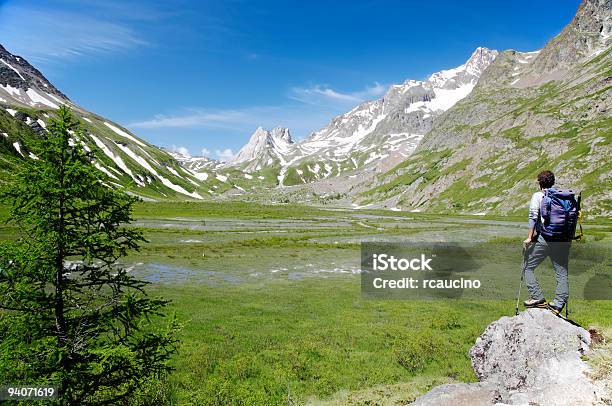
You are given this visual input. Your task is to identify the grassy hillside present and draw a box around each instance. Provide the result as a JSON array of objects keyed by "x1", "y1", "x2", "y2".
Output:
[{"x1": 0, "y1": 105, "x2": 279, "y2": 201}]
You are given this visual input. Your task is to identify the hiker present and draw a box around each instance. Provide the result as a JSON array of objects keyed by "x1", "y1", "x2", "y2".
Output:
[{"x1": 522, "y1": 170, "x2": 578, "y2": 314}]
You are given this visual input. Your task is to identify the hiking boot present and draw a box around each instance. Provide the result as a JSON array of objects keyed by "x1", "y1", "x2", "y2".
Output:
[
  {"x1": 524, "y1": 298, "x2": 546, "y2": 308},
  {"x1": 548, "y1": 302, "x2": 564, "y2": 314}
]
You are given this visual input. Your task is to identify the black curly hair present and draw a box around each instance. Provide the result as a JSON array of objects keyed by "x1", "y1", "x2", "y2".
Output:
[{"x1": 537, "y1": 170, "x2": 555, "y2": 189}]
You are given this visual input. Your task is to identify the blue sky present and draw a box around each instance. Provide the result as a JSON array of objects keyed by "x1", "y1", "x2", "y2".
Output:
[{"x1": 0, "y1": 0, "x2": 581, "y2": 160}]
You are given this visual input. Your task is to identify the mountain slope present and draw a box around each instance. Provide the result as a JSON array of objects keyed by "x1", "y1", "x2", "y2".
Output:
[
  {"x1": 223, "y1": 48, "x2": 498, "y2": 189},
  {"x1": 0, "y1": 44, "x2": 256, "y2": 201},
  {"x1": 360, "y1": 0, "x2": 611, "y2": 216}
]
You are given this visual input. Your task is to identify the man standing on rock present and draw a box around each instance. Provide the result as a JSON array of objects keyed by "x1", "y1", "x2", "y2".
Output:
[{"x1": 522, "y1": 170, "x2": 579, "y2": 314}]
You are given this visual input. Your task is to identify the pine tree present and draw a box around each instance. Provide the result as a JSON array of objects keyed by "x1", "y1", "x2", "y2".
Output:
[{"x1": 0, "y1": 106, "x2": 179, "y2": 404}]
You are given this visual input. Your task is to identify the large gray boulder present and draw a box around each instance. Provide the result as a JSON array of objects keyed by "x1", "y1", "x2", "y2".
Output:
[{"x1": 411, "y1": 309, "x2": 608, "y2": 405}]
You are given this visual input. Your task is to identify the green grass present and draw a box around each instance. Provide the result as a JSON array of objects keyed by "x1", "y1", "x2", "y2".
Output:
[
  {"x1": 1, "y1": 201, "x2": 611, "y2": 405},
  {"x1": 121, "y1": 205, "x2": 611, "y2": 404},
  {"x1": 130, "y1": 200, "x2": 534, "y2": 224},
  {"x1": 149, "y1": 281, "x2": 612, "y2": 405}
]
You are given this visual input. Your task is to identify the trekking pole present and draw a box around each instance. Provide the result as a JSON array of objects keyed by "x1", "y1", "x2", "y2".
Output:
[
  {"x1": 566, "y1": 267, "x2": 569, "y2": 319},
  {"x1": 515, "y1": 246, "x2": 529, "y2": 316}
]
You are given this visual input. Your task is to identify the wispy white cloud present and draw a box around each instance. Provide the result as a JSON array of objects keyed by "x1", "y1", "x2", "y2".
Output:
[
  {"x1": 128, "y1": 104, "x2": 340, "y2": 141},
  {"x1": 129, "y1": 82, "x2": 388, "y2": 134},
  {"x1": 169, "y1": 145, "x2": 191, "y2": 157},
  {"x1": 130, "y1": 108, "x2": 253, "y2": 129},
  {"x1": 288, "y1": 82, "x2": 387, "y2": 105},
  {"x1": 0, "y1": 2, "x2": 149, "y2": 63},
  {"x1": 215, "y1": 148, "x2": 235, "y2": 162},
  {"x1": 127, "y1": 81, "x2": 390, "y2": 156},
  {"x1": 169, "y1": 145, "x2": 224, "y2": 160}
]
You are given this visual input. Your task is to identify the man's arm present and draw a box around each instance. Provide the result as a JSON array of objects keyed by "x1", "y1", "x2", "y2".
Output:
[{"x1": 524, "y1": 192, "x2": 541, "y2": 248}]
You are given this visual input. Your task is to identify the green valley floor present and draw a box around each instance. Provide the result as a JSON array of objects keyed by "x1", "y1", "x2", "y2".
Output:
[{"x1": 1, "y1": 202, "x2": 610, "y2": 405}]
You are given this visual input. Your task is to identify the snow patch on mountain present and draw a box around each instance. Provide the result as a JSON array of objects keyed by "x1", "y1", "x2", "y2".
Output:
[
  {"x1": 104, "y1": 122, "x2": 147, "y2": 147},
  {"x1": 25, "y1": 89, "x2": 59, "y2": 108},
  {"x1": 1, "y1": 59, "x2": 25, "y2": 80},
  {"x1": 115, "y1": 142, "x2": 203, "y2": 199},
  {"x1": 89, "y1": 134, "x2": 139, "y2": 184},
  {"x1": 12, "y1": 141, "x2": 23, "y2": 156},
  {"x1": 94, "y1": 161, "x2": 119, "y2": 180}
]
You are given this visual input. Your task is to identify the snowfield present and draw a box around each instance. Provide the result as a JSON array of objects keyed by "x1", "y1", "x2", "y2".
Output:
[{"x1": 104, "y1": 122, "x2": 147, "y2": 147}]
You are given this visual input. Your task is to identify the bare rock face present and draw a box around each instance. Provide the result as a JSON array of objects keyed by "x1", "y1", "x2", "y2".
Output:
[
  {"x1": 470, "y1": 309, "x2": 597, "y2": 405},
  {"x1": 411, "y1": 309, "x2": 607, "y2": 405}
]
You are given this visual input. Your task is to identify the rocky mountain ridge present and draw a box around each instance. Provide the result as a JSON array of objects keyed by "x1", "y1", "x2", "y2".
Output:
[
  {"x1": 214, "y1": 47, "x2": 498, "y2": 189},
  {"x1": 359, "y1": 0, "x2": 611, "y2": 216},
  {"x1": 0, "y1": 44, "x2": 67, "y2": 105}
]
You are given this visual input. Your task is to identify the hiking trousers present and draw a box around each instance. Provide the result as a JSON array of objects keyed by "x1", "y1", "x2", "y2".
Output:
[{"x1": 524, "y1": 234, "x2": 571, "y2": 308}]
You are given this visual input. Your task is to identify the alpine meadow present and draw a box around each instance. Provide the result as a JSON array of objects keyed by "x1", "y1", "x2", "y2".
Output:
[{"x1": 0, "y1": 0, "x2": 610, "y2": 405}]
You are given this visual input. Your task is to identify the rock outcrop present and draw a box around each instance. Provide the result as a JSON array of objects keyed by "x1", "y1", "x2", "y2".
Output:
[{"x1": 411, "y1": 309, "x2": 608, "y2": 405}]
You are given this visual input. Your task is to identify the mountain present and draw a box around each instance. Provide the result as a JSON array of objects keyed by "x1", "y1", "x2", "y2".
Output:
[
  {"x1": 224, "y1": 47, "x2": 498, "y2": 189},
  {"x1": 3, "y1": 0, "x2": 607, "y2": 211},
  {"x1": 360, "y1": 0, "x2": 611, "y2": 216},
  {"x1": 167, "y1": 148, "x2": 228, "y2": 173},
  {"x1": 164, "y1": 149, "x2": 274, "y2": 197},
  {"x1": 0, "y1": 45, "x2": 67, "y2": 108},
  {"x1": 229, "y1": 126, "x2": 294, "y2": 172},
  {"x1": 0, "y1": 43, "x2": 259, "y2": 200}
]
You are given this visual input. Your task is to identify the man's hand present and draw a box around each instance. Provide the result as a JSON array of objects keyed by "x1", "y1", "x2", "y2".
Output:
[{"x1": 524, "y1": 227, "x2": 536, "y2": 249}]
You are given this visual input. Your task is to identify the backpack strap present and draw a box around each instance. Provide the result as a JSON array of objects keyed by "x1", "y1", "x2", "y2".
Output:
[
  {"x1": 541, "y1": 189, "x2": 552, "y2": 224},
  {"x1": 535, "y1": 190, "x2": 545, "y2": 236}
]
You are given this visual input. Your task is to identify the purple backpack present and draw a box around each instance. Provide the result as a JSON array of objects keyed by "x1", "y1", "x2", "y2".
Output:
[{"x1": 538, "y1": 188, "x2": 581, "y2": 241}]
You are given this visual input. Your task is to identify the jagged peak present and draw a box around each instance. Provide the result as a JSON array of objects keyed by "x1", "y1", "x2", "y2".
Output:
[
  {"x1": 468, "y1": 46, "x2": 497, "y2": 58},
  {"x1": 465, "y1": 47, "x2": 499, "y2": 72},
  {"x1": 248, "y1": 126, "x2": 292, "y2": 143},
  {"x1": 229, "y1": 125, "x2": 293, "y2": 167},
  {"x1": 252, "y1": 126, "x2": 267, "y2": 135},
  {"x1": 270, "y1": 126, "x2": 293, "y2": 144},
  {"x1": 426, "y1": 47, "x2": 498, "y2": 89}
]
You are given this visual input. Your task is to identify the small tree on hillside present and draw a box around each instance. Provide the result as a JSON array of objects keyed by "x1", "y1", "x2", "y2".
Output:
[{"x1": 0, "y1": 106, "x2": 178, "y2": 404}]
